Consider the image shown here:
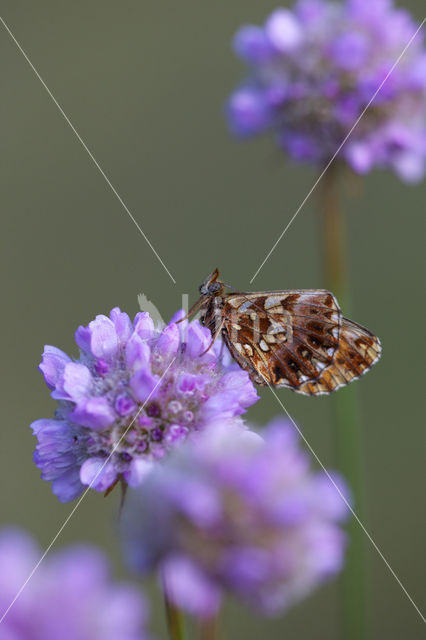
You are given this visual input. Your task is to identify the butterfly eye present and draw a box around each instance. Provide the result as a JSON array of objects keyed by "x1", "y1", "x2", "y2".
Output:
[{"x1": 208, "y1": 282, "x2": 221, "y2": 293}]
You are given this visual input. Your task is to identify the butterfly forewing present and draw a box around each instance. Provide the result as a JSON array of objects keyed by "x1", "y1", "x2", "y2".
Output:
[{"x1": 222, "y1": 290, "x2": 342, "y2": 390}]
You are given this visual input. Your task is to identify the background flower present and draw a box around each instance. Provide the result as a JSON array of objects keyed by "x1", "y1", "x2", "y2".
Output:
[
  {"x1": 227, "y1": 0, "x2": 426, "y2": 181},
  {"x1": 0, "y1": 527, "x2": 150, "y2": 640},
  {"x1": 31, "y1": 308, "x2": 258, "y2": 502},
  {"x1": 121, "y1": 418, "x2": 350, "y2": 617}
]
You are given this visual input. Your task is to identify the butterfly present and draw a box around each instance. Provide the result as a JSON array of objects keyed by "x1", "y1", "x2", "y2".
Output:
[{"x1": 185, "y1": 268, "x2": 381, "y2": 396}]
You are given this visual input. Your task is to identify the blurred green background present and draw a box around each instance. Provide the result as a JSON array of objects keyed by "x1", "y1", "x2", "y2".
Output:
[{"x1": 0, "y1": 1, "x2": 425, "y2": 638}]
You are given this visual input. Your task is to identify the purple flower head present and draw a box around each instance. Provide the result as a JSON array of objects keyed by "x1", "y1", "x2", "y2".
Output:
[
  {"x1": 31, "y1": 308, "x2": 258, "y2": 502},
  {"x1": 227, "y1": 0, "x2": 426, "y2": 181},
  {"x1": 0, "y1": 527, "x2": 150, "y2": 640},
  {"x1": 121, "y1": 417, "x2": 350, "y2": 617}
]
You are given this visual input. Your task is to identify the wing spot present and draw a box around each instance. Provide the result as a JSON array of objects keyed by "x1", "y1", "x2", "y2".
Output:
[
  {"x1": 243, "y1": 344, "x2": 254, "y2": 356},
  {"x1": 307, "y1": 321, "x2": 324, "y2": 333},
  {"x1": 324, "y1": 310, "x2": 337, "y2": 320},
  {"x1": 235, "y1": 343, "x2": 243, "y2": 354},
  {"x1": 274, "y1": 365, "x2": 285, "y2": 380},
  {"x1": 297, "y1": 346, "x2": 310, "y2": 359},
  {"x1": 287, "y1": 358, "x2": 298, "y2": 372},
  {"x1": 283, "y1": 294, "x2": 298, "y2": 306},
  {"x1": 259, "y1": 339, "x2": 269, "y2": 352},
  {"x1": 264, "y1": 296, "x2": 284, "y2": 310},
  {"x1": 268, "y1": 322, "x2": 287, "y2": 335}
]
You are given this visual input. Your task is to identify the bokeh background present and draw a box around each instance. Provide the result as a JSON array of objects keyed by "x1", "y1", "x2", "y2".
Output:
[{"x1": 0, "y1": 1, "x2": 425, "y2": 638}]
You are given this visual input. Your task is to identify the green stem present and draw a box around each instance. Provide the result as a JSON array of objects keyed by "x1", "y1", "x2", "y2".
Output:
[
  {"x1": 319, "y1": 164, "x2": 368, "y2": 640},
  {"x1": 162, "y1": 572, "x2": 186, "y2": 640},
  {"x1": 199, "y1": 615, "x2": 219, "y2": 640},
  {"x1": 320, "y1": 165, "x2": 348, "y2": 308}
]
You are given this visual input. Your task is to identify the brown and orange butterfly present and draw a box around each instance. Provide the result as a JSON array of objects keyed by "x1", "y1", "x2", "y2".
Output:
[{"x1": 185, "y1": 269, "x2": 381, "y2": 396}]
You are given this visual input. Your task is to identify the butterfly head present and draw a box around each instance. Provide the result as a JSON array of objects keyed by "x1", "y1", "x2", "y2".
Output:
[{"x1": 199, "y1": 269, "x2": 224, "y2": 297}]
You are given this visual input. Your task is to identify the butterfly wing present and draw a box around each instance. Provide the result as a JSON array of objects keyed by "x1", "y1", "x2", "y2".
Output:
[
  {"x1": 221, "y1": 290, "x2": 342, "y2": 389},
  {"x1": 294, "y1": 317, "x2": 381, "y2": 395}
]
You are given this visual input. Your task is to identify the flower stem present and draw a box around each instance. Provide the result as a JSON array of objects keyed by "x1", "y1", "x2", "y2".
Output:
[
  {"x1": 199, "y1": 615, "x2": 219, "y2": 640},
  {"x1": 162, "y1": 573, "x2": 186, "y2": 640},
  {"x1": 319, "y1": 163, "x2": 367, "y2": 640}
]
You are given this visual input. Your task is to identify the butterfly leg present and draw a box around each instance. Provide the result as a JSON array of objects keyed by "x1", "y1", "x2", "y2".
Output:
[
  {"x1": 218, "y1": 338, "x2": 225, "y2": 360},
  {"x1": 199, "y1": 320, "x2": 225, "y2": 356}
]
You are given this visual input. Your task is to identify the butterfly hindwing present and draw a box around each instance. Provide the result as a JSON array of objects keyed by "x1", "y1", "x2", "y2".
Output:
[{"x1": 295, "y1": 317, "x2": 382, "y2": 395}]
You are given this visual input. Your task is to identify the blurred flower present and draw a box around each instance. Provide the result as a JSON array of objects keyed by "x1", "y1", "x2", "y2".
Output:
[
  {"x1": 0, "y1": 527, "x2": 150, "y2": 640},
  {"x1": 31, "y1": 308, "x2": 258, "y2": 502},
  {"x1": 227, "y1": 0, "x2": 426, "y2": 181},
  {"x1": 121, "y1": 418, "x2": 350, "y2": 617}
]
